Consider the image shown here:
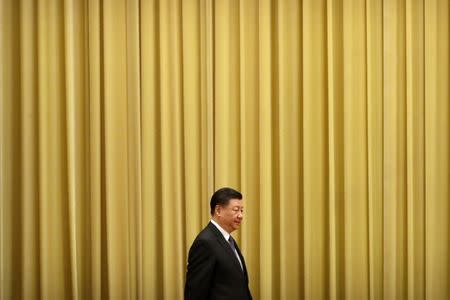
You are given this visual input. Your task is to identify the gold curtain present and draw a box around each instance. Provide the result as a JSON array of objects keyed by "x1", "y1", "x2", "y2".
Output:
[{"x1": 1, "y1": 0, "x2": 449, "y2": 299}]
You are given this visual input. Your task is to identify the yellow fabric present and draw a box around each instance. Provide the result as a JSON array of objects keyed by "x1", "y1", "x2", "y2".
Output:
[{"x1": 1, "y1": 0, "x2": 449, "y2": 299}]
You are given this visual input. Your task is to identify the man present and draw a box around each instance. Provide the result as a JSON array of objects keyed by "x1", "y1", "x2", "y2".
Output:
[{"x1": 184, "y1": 187, "x2": 252, "y2": 300}]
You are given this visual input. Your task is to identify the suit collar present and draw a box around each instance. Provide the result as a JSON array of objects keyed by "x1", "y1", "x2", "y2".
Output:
[
  {"x1": 210, "y1": 219, "x2": 231, "y2": 241},
  {"x1": 206, "y1": 222, "x2": 248, "y2": 277}
]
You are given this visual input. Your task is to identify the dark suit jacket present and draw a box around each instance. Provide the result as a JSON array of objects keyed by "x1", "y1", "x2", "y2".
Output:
[{"x1": 184, "y1": 222, "x2": 252, "y2": 300}]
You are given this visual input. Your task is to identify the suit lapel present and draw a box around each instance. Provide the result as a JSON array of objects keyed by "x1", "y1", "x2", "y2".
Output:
[{"x1": 207, "y1": 222, "x2": 245, "y2": 275}]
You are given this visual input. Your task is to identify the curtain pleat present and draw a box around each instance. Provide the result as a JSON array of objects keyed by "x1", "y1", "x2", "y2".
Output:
[
  {"x1": 405, "y1": 1, "x2": 425, "y2": 299},
  {"x1": 424, "y1": 1, "x2": 449, "y2": 299},
  {"x1": 327, "y1": 1, "x2": 345, "y2": 299},
  {"x1": 1, "y1": 0, "x2": 449, "y2": 299},
  {"x1": 366, "y1": 1, "x2": 384, "y2": 299},
  {"x1": 303, "y1": 0, "x2": 328, "y2": 298}
]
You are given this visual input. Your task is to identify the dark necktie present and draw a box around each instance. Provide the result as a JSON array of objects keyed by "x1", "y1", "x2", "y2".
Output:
[
  {"x1": 228, "y1": 236, "x2": 237, "y2": 252},
  {"x1": 228, "y1": 236, "x2": 243, "y2": 271}
]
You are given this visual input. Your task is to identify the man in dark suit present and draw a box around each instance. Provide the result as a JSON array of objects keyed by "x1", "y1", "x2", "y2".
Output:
[{"x1": 184, "y1": 187, "x2": 252, "y2": 300}]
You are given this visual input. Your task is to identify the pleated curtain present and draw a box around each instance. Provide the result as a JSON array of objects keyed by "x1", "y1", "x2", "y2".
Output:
[{"x1": 1, "y1": 0, "x2": 449, "y2": 299}]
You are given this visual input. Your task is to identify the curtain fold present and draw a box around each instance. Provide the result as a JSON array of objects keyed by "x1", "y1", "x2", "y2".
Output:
[{"x1": 1, "y1": 0, "x2": 449, "y2": 299}]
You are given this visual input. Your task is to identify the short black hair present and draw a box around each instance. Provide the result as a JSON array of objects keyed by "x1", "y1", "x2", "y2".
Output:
[{"x1": 210, "y1": 187, "x2": 242, "y2": 215}]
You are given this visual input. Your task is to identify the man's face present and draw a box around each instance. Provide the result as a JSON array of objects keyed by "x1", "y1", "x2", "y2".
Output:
[{"x1": 217, "y1": 199, "x2": 244, "y2": 233}]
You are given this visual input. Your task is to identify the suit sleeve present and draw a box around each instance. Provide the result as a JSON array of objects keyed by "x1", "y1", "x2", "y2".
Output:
[{"x1": 184, "y1": 239, "x2": 215, "y2": 300}]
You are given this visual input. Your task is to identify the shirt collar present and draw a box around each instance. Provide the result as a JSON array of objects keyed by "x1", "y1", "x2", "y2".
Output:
[{"x1": 210, "y1": 219, "x2": 230, "y2": 241}]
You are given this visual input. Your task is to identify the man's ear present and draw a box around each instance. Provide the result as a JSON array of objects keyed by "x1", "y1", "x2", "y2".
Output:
[{"x1": 215, "y1": 205, "x2": 221, "y2": 216}]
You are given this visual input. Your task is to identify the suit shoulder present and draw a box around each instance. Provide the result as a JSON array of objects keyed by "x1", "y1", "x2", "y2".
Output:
[
  {"x1": 197, "y1": 226, "x2": 216, "y2": 241},
  {"x1": 190, "y1": 224, "x2": 217, "y2": 247},
  {"x1": 187, "y1": 228, "x2": 217, "y2": 259}
]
